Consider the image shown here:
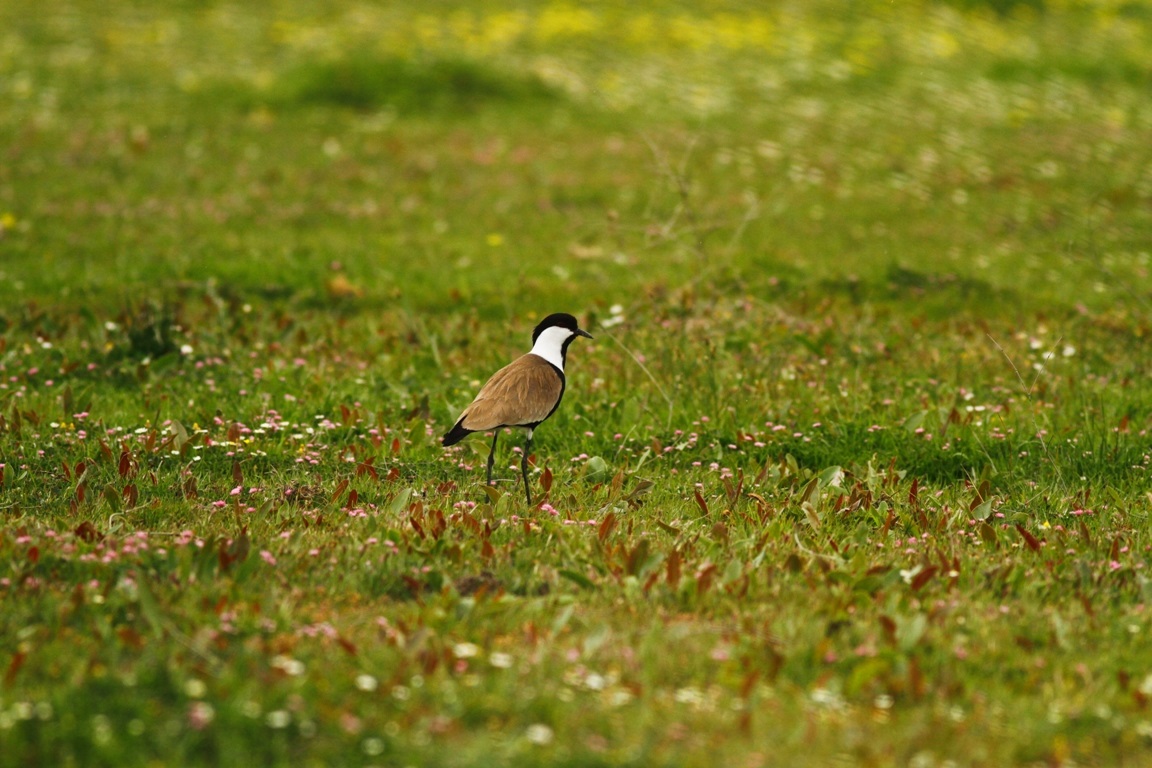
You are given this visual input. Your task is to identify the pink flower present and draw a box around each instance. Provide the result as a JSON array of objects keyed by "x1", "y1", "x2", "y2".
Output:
[
  {"x1": 187, "y1": 702, "x2": 215, "y2": 730},
  {"x1": 260, "y1": 550, "x2": 277, "y2": 566}
]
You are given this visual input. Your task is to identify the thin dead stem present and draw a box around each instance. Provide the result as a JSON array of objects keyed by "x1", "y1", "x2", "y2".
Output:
[{"x1": 598, "y1": 326, "x2": 675, "y2": 431}]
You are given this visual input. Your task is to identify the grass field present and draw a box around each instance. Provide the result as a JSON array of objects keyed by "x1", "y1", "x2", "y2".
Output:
[{"x1": 3, "y1": 1, "x2": 1152, "y2": 765}]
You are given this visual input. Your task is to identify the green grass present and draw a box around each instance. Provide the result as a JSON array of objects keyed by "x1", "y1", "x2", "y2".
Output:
[{"x1": 3, "y1": 0, "x2": 1152, "y2": 765}]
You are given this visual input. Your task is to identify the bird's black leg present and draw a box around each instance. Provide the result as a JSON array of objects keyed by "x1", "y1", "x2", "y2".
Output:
[
  {"x1": 521, "y1": 431, "x2": 533, "y2": 506},
  {"x1": 486, "y1": 432, "x2": 499, "y2": 487}
]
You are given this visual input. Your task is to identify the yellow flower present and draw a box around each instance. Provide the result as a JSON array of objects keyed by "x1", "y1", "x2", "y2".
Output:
[{"x1": 486, "y1": 233, "x2": 504, "y2": 247}]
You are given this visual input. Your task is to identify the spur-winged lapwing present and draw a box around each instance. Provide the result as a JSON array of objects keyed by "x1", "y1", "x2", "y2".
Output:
[{"x1": 442, "y1": 313, "x2": 593, "y2": 504}]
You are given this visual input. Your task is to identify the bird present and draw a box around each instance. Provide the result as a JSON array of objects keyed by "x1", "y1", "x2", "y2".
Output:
[{"x1": 442, "y1": 312, "x2": 593, "y2": 505}]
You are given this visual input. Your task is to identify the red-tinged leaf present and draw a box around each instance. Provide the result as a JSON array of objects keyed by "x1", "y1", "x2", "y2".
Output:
[
  {"x1": 123, "y1": 484, "x2": 139, "y2": 508},
  {"x1": 391, "y1": 437, "x2": 401, "y2": 455},
  {"x1": 881, "y1": 507, "x2": 896, "y2": 536},
  {"x1": 356, "y1": 457, "x2": 378, "y2": 480},
  {"x1": 119, "y1": 447, "x2": 132, "y2": 478},
  {"x1": 541, "y1": 466, "x2": 553, "y2": 494},
  {"x1": 144, "y1": 429, "x2": 156, "y2": 453},
  {"x1": 431, "y1": 509, "x2": 447, "y2": 540},
  {"x1": 226, "y1": 422, "x2": 241, "y2": 443},
  {"x1": 330, "y1": 478, "x2": 349, "y2": 504},
  {"x1": 401, "y1": 574, "x2": 424, "y2": 598},
  {"x1": 410, "y1": 516, "x2": 426, "y2": 540},
  {"x1": 117, "y1": 626, "x2": 145, "y2": 650},
  {"x1": 27, "y1": 546, "x2": 39, "y2": 564},
  {"x1": 909, "y1": 655, "x2": 926, "y2": 698},
  {"x1": 418, "y1": 648, "x2": 441, "y2": 675},
  {"x1": 75, "y1": 481, "x2": 87, "y2": 504},
  {"x1": 598, "y1": 511, "x2": 617, "y2": 543},
  {"x1": 481, "y1": 539, "x2": 495, "y2": 559},
  {"x1": 694, "y1": 488, "x2": 709, "y2": 516},
  {"x1": 736, "y1": 708, "x2": 753, "y2": 735},
  {"x1": 387, "y1": 467, "x2": 400, "y2": 482},
  {"x1": 75, "y1": 460, "x2": 86, "y2": 480},
  {"x1": 4, "y1": 650, "x2": 26, "y2": 685},
  {"x1": 337, "y1": 636, "x2": 358, "y2": 656},
  {"x1": 695, "y1": 562, "x2": 717, "y2": 595},
  {"x1": 610, "y1": 469, "x2": 624, "y2": 495},
  {"x1": 1134, "y1": 688, "x2": 1148, "y2": 710},
  {"x1": 340, "y1": 404, "x2": 353, "y2": 426},
  {"x1": 182, "y1": 474, "x2": 198, "y2": 500},
  {"x1": 346, "y1": 489, "x2": 359, "y2": 510},
  {"x1": 459, "y1": 511, "x2": 481, "y2": 536},
  {"x1": 218, "y1": 527, "x2": 251, "y2": 572},
  {"x1": 740, "y1": 670, "x2": 760, "y2": 699},
  {"x1": 61, "y1": 460, "x2": 72, "y2": 481},
  {"x1": 1016, "y1": 524, "x2": 1041, "y2": 552},
  {"x1": 878, "y1": 615, "x2": 897, "y2": 645},
  {"x1": 625, "y1": 538, "x2": 651, "y2": 576},
  {"x1": 908, "y1": 477, "x2": 920, "y2": 507},
  {"x1": 99, "y1": 439, "x2": 114, "y2": 462},
  {"x1": 216, "y1": 543, "x2": 232, "y2": 573},
  {"x1": 910, "y1": 565, "x2": 938, "y2": 591},
  {"x1": 666, "y1": 548, "x2": 682, "y2": 588},
  {"x1": 0, "y1": 463, "x2": 4, "y2": 487},
  {"x1": 232, "y1": 460, "x2": 243, "y2": 486}
]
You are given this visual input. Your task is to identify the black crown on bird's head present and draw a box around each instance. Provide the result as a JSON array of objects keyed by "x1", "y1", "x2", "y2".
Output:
[{"x1": 532, "y1": 313, "x2": 583, "y2": 344}]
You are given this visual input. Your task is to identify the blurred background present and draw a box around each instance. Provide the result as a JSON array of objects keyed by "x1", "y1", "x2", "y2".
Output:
[{"x1": 2, "y1": 0, "x2": 1151, "y2": 320}]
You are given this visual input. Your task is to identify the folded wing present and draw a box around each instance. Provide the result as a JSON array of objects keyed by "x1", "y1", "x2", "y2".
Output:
[{"x1": 458, "y1": 354, "x2": 564, "y2": 432}]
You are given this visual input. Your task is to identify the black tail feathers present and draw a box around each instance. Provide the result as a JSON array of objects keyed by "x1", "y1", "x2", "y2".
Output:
[{"x1": 441, "y1": 420, "x2": 471, "y2": 447}]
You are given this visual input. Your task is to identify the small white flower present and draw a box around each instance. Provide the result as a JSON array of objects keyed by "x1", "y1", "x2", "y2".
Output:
[
  {"x1": 265, "y1": 710, "x2": 291, "y2": 729},
  {"x1": 584, "y1": 673, "x2": 606, "y2": 691},
  {"x1": 271, "y1": 655, "x2": 305, "y2": 676},
  {"x1": 525, "y1": 723, "x2": 554, "y2": 745},
  {"x1": 453, "y1": 642, "x2": 480, "y2": 659}
]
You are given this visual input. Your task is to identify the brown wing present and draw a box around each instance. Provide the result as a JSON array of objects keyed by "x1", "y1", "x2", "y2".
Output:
[{"x1": 457, "y1": 354, "x2": 564, "y2": 432}]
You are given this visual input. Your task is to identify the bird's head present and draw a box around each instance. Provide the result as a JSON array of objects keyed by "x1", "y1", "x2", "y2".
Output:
[
  {"x1": 532, "y1": 312, "x2": 593, "y2": 344},
  {"x1": 530, "y1": 313, "x2": 593, "y2": 369}
]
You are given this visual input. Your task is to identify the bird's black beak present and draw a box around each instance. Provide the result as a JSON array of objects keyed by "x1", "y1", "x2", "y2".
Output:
[{"x1": 576, "y1": 328, "x2": 594, "y2": 340}]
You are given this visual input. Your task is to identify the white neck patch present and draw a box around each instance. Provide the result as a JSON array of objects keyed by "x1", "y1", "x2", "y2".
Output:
[{"x1": 529, "y1": 325, "x2": 573, "y2": 371}]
